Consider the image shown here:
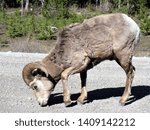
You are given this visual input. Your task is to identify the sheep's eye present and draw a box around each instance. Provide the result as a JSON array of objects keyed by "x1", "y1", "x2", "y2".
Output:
[{"x1": 33, "y1": 85, "x2": 38, "y2": 90}]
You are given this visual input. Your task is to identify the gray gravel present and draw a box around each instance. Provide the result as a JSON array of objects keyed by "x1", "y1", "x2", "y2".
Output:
[{"x1": 0, "y1": 52, "x2": 150, "y2": 113}]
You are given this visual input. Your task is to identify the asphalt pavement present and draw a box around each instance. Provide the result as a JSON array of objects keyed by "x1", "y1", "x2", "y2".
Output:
[{"x1": 0, "y1": 52, "x2": 150, "y2": 113}]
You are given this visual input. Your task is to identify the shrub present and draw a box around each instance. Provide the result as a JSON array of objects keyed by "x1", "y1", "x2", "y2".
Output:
[
  {"x1": 6, "y1": 11, "x2": 33, "y2": 37},
  {"x1": 140, "y1": 17, "x2": 150, "y2": 35},
  {"x1": 137, "y1": 7, "x2": 150, "y2": 35},
  {"x1": 42, "y1": 0, "x2": 70, "y2": 19},
  {"x1": 34, "y1": 17, "x2": 53, "y2": 40},
  {"x1": 0, "y1": 36, "x2": 9, "y2": 47},
  {"x1": 1, "y1": 7, "x2": 86, "y2": 40}
]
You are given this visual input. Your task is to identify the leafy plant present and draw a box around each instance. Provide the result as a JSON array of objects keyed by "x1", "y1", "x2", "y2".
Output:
[{"x1": 136, "y1": 6, "x2": 150, "y2": 35}]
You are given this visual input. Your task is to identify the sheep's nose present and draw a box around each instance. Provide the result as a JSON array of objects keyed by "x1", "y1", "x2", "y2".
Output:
[
  {"x1": 37, "y1": 98, "x2": 48, "y2": 107},
  {"x1": 38, "y1": 101, "x2": 47, "y2": 107}
]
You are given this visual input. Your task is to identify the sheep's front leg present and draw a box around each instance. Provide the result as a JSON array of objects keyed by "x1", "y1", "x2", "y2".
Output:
[
  {"x1": 77, "y1": 71, "x2": 87, "y2": 104},
  {"x1": 61, "y1": 67, "x2": 74, "y2": 106},
  {"x1": 61, "y1": 56, "x2": 90, "y2": 106}
]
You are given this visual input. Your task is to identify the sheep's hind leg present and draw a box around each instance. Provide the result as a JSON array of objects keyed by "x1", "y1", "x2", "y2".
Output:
[
  {"x1": 77, "y1": 71, "x2": 88, "y2": 104},
  {"x1": 116, "y1": 58, "x2": 135, "y2": 105},
  {"x1": 120, "y1": 62, "x2": 135, "y2": 105}
]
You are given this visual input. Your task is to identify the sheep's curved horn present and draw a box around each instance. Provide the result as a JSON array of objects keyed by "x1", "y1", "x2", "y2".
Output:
[{"x1": 22, "y1": 62, "x2": 48, "y2": 86}]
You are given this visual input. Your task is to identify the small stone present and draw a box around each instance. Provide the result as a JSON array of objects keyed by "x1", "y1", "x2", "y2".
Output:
[{"x1": 27, "y1": 97, "x2": 32, "y2": 100}]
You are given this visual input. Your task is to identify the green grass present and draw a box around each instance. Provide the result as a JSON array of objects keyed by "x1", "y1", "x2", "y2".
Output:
[
  {"x1": 0, "y1": 10, "x2": 87, "y2": 40},
  {"x1": 0, "y1": 8, "x2": 150, "y2": 56}
]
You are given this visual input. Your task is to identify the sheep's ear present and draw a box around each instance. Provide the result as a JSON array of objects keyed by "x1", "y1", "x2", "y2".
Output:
[{"x1": 32, "y1": 69, "x2": 39, "y2": 76}]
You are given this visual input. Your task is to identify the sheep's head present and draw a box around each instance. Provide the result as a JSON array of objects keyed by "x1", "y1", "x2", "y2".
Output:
[{"x1": 22, "y1": 62, "x2": 56, "y2": 106}]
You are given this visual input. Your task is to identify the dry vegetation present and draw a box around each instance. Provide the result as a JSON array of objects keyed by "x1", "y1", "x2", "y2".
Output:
[
  {"x1": 0, "y1": 0, "x2": 149, "y2": 56},
  {"x1": 135, "y1": 35, "x2": 150, "y2": 57},
  {"x1": 0, "y1": 37, "x2": 55, "y2": 53},
  {"x1": 0, "y1": 35, "x2": 150, "y2": 57}
]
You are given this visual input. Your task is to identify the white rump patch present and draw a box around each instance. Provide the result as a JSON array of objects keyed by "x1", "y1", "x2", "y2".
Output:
[{"x1": 122, "y1": 14, "x2": 140, "y2": 45}]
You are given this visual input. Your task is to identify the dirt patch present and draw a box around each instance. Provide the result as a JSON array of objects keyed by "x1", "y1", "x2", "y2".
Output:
[
  {"x1": 0, "y1": 37, "x2": 55, "y2": 53},
  {"x1": 135, "y1": 35, "x2": 150, "y2": 56}
]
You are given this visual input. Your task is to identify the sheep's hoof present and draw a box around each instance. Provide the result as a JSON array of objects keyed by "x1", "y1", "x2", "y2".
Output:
[
  {"x1": 119, "y1": 102, "x2": 125, "y2": 106},
  {"x1": 77, "y1": 97, "x2": 87, "y2": 105},
  {"x1": 120, "y1": 95, "x2": 135, "y2": 106},
  {"x1": 119, "y1": 99, "x2": 126, "y2": 106},
  {"x1": 77, "y1": 100, "x2": 84, "y2": 105},
  {"x1": 77, "y1": 98, "x2": 84, "y2": 104},
  {"x1": 64, "y1": 100, "x2": 72, "y2": 107}
]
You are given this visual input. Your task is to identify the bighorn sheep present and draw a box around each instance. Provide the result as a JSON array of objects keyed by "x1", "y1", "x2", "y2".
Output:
[{"x1": 22, "y1": 13, "x2": 140, "y2": 106}]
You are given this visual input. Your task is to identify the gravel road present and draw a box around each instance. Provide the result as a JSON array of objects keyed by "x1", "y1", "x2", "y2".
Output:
[{"x1": 0, "y1": 52, "x2": 150, "y2": 113}]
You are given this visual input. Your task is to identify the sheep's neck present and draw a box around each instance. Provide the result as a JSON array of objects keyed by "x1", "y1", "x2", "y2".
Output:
[{"x1": 42, "y1": 55, "x2": 63, "y2": 82}]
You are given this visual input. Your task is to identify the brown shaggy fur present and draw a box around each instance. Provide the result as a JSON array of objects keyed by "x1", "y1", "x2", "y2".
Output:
[{"x1": 22, "y1": 13, "x2": 140, "y2": 106}]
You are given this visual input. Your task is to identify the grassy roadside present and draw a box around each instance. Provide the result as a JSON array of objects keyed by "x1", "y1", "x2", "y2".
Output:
[
  {"x1": 0, "y1": 8, "x2": 149, "y2": 56},
  {"x1": 0, "y1": 35, "x2": 150, "y2": 57},
  {"x1": 0, "y1": 37, "x2": 55, "y2": 53},
  {"x1": 135, "y1": 35, "x2": 150, "y2": 57}
]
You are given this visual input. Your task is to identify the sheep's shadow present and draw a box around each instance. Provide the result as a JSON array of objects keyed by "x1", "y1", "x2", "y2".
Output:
[{"x1": 47, "y1": 85, "x2": 150, "y2": 107}]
